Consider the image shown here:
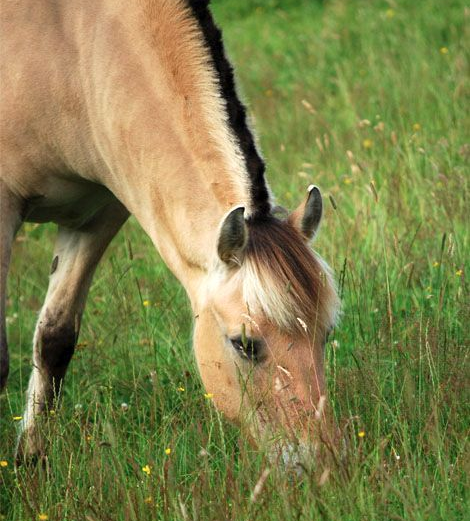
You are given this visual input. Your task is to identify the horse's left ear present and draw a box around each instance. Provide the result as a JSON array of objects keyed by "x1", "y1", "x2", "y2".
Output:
[{"x1": 289, "y1": 185, "x2": 323, "y2": 241}]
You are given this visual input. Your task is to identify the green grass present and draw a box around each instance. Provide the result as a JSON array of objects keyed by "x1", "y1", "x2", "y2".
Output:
[{"x1": 1, "y1": 0, "x2": 469, "y2": 519}]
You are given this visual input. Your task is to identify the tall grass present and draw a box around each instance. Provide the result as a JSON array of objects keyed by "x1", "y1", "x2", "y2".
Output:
[{"x1": 1, "y1": 0, "x2": 468, "y2": 519}]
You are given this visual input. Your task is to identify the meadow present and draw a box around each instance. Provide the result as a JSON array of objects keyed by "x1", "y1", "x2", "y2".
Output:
[{"x1": 1, "y1": 0, "x2": 468, "y2": 519}]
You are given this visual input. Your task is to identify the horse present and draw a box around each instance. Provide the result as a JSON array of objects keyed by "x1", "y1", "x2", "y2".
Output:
[{"x1": 0, "y1": 0, "x2": 340, "y2": 468}]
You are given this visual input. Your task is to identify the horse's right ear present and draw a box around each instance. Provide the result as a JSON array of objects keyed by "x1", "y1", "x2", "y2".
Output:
[
  {"x1": 217, "y1": 206, "x2": 248, "y2": 265},
  {"x1": 289, "y1": 185, "x2": 323, "y2": 241}
]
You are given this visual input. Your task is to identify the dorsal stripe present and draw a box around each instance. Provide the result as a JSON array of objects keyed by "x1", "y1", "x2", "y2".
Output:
[{"x1": 186, "y1": 0, "x2": 271, "y2": 217}]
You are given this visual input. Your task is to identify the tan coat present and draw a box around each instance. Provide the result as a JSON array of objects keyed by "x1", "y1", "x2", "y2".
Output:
[{"x1": 1, "y1": 0, "x2": 339, "y2": 468}]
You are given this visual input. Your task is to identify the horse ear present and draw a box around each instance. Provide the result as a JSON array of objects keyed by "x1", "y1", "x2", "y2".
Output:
[
  {"x1": 289, "y1": 185, "x2": 323, "y2": 241},
  {"x1": 217, "y1": 206, "x2": 248, "y2": 265}
]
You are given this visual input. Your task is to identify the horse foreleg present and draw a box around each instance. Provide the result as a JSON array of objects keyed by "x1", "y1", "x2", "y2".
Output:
[
  {"x1": 16, "y1": 201, "x2": 128, "y2": 463},
  {"x1": 0, "y1": 181, "x2": 22, "y2": 392}
]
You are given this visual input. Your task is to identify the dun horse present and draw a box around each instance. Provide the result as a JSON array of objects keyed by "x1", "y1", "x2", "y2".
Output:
[{"x1": 0, "y1": 0, "x2": 340, "y2": 467}]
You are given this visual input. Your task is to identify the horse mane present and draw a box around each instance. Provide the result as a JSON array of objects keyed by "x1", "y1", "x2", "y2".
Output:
[
  {"x1": 185, "y1": 0, "x2": 271, "y2": 217},
  {"x1": 241, "y1": 216, "x2": 339, "y2": 333},
  {"x1": 177, "y1": 3, "x2": 337, "y2": 331}
]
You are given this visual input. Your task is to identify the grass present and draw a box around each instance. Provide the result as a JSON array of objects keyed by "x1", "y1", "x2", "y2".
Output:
[{"x1": 1, "y1": 0, "x2": 469, "y2": 519}]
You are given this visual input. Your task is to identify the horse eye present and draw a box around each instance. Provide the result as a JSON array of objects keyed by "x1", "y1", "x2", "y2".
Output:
[{"x1": 229, "y1": 336, "x2": 263, "y2": 362}]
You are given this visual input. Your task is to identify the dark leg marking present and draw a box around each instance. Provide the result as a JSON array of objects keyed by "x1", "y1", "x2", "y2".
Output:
[
  {"x1": 40, "y1": 323, "x2": 77, "y2": 372},
  {"x1": 39, "y1": 322, "x2": 78, "y2": 398}
]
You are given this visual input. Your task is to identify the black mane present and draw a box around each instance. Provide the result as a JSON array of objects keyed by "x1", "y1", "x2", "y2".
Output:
[{"x1": 186, "y1": 0, "x2": 271, "y2": 217}]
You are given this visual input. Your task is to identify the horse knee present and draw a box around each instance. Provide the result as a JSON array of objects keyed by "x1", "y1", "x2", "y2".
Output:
[{"x1": 37, "y1": 320, "x2": 77, "y2": 375}]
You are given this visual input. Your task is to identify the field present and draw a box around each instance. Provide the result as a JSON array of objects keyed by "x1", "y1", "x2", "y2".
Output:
[{"x1": 1, "y1": 0, "x2": 469, "y2": 519}]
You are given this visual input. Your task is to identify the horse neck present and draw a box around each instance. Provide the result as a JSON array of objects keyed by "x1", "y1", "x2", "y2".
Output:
[{"x1": 80, "y1": 0, "x2": 265, "y2": 295}]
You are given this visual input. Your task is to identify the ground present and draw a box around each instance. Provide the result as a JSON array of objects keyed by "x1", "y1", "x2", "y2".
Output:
[{"x1": 1, "y1": 0, "x2": 468, "y2": 519}]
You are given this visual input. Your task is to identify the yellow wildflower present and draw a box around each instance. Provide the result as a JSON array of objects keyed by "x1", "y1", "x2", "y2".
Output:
[
  {"x1": 455, "y1": 269, "x2": 463, "y2": 277},
  {"x1": 343, "y1": 177, "x2": 353, "y2": 185},
  {"x1": 49, "y1": 410, "x2": 56, "y2": 416},
  {"x1": 204, "y1": 393, "x2": 214, "y2": 399},
  {"x1": 164, "y1": 448, "x2": 171, "y2": 455},
  {"x1": 142, "y1": 464, "x2": 151, "y2": 476},
  {"x1": 38, "y1": 515, "x2": 49, "y2": 521},
  {"x1": 362, "y1": 139, "x2": 373, "y2": 149},
  {"x1": 358, "y1": 431, "x2": 365, "y2": 438},
  {"x1": 432, "y1": 261, "x2": 440, "y2": 268},
  {"x1": 143, "y1": 300, "x2": 151, "y2": 307},
  {"x1": 177, "y1": 387, "x2": 185, "y2": 392},
  {"x1": 413, "y1": 123, "x2": 421, "y2": 131},
  {"x1": 385, "y1": 9, "x2": 395, "y2": 18},
  {"x1": 144, "y1": 497, "x2": 153, "y2": 504},
  {"x1": 0, "y1": 461, "x2": 8, "y2": 467},
  {"x1": 12, "y1": 416, "x2": 22, "y2": 421},
  {"x1": 440, "y1": 47, "x2": 448, "y2": 55}
]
